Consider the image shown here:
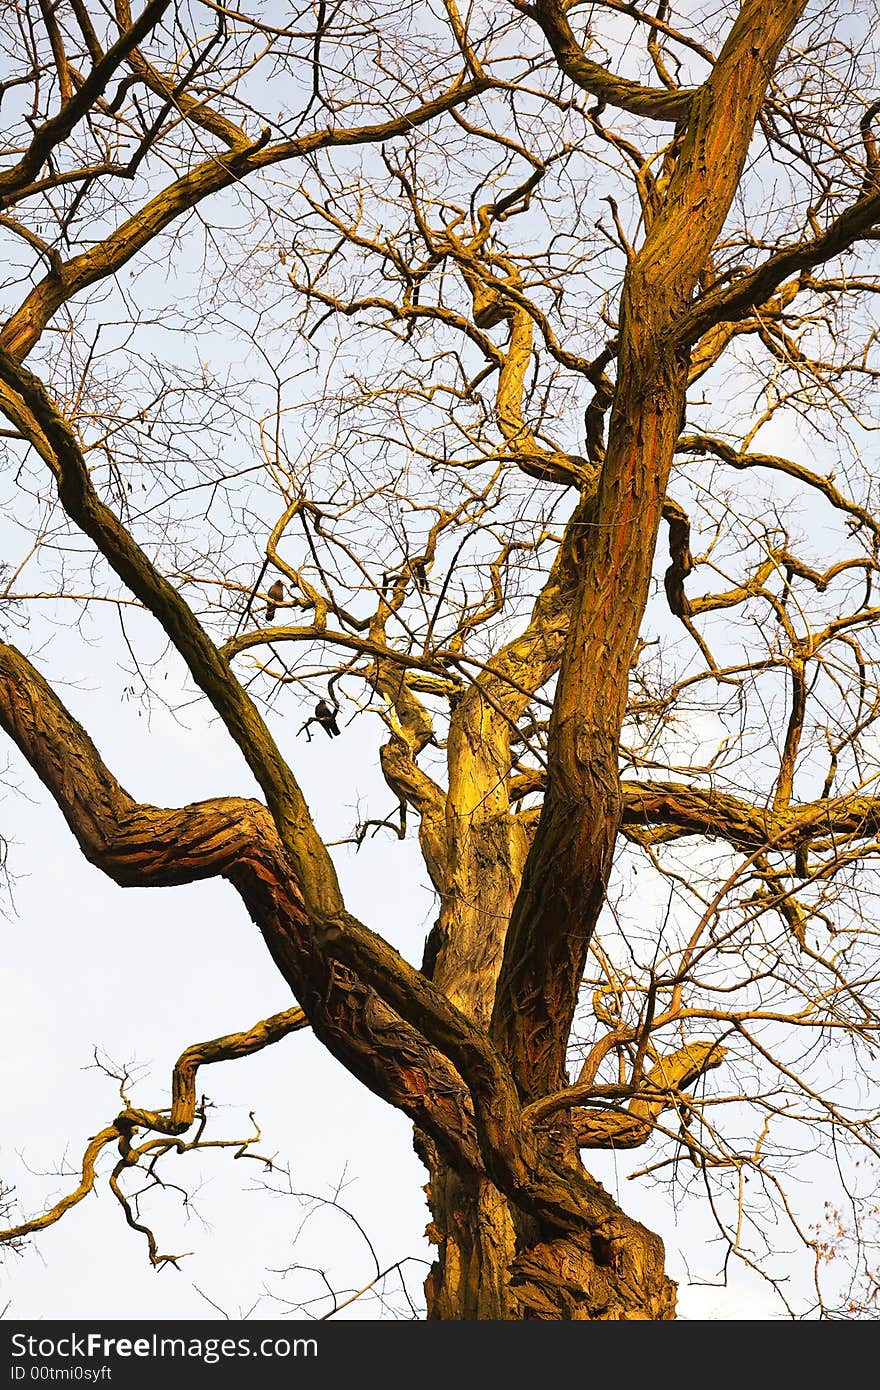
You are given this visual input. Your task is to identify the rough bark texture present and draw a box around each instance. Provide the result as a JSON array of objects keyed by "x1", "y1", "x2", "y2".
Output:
[
  {"x1": 491, "y1": 0, "x2": 809, "y2": 1102},
  {"x1": 510, "y1": 1224, "x2": 676, "y2": 1321},
  {"x1": 422, "y1": 1158, "x2": 678, "y2": 1319},
  {"x1": 2, "y1": 0, "x2": 845, "y2": 1321},
  {"x1": 423, "y1": 1164, "x2": 520, "y2": 1320},
  {"x1": 422, "y1": 0, "x2": 808, "y2": 1310}
]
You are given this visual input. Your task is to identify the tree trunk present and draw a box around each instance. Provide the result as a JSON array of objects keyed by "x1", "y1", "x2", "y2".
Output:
[
  {"x1": 423, "y1": 1160, "x2": 520, "y2": 1319},
  {"x1": 421, "y1": 1142, "x2": 677, "y2": 1320}
]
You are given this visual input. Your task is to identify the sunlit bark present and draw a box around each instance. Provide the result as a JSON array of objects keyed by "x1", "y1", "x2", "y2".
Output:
[{"x1": 2, "y1": 0, "x2": 880, "y2": 1320}]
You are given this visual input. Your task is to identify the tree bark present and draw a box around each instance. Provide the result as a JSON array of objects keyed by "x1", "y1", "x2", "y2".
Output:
[
  {"x1": 422, "y1": 1143, "x2": 677, "y2": 1319},
  {"x1": 423, "y1": 1159, "x2": 520, "y2": 1320},
  {"x1": 0, "y1": 0, "x2": 824, "y2": 1320}
]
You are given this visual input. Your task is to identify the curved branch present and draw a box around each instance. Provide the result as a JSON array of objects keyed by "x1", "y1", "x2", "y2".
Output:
[
  {"x1": 677, "y1": 434, "x2": 880, "y2": 545},
  {"x1": 514, "y1": 766, "x2": 880, "y2": 855},
  {"x1": 524, "y1": 0, "x2": 693, "y2": 121},
  {"x1": 520, "y1": 1039, "x2": 725, "y2": 1148},
  {"x1": 0, "y1": 1126, "x2": 121, "y2": 1243},
  {"x1": 122, "y1": 1007, "x2": 309, "y2": 1136},
  {"x1": 0, "y1": 641, "x2": 268, "y2": 886},
  {"x1": 623, "y1": 779, "x2": 880, "y2": 853},
  {"x1": 573, "y1": 1040, "x2": 726, "y2": 1149},
  {"x1": 1, "y1": 641, "x2": 618, "y2": 1231},
  {"x1": 0, "y1": 1007, "x2": 307, "y2": 1246},
  {"x1": 0, "y1": 640, "x2": 481, "y2": 1171},
  {"x1": 1, "y1": 74, "x2": 492, "y2": 358},
  {"x1": 679, "y1": 195, "x2": 880, "y2": 348}
]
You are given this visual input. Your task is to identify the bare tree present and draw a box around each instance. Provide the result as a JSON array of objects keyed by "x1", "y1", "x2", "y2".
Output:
[{"x1": 3, "y1": 0, "x2": 880, "y2": 1319}]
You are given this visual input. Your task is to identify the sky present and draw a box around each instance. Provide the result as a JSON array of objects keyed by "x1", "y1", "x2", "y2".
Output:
[
  {"x1": 0, "y1": 606, "x2": 804, "y2": 1322},
  {"x1": 1, "y1": 0, "x2": 872, "y2": 1325}
]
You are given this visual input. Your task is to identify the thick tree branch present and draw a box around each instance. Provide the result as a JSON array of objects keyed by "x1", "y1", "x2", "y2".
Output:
[
  {"x1": 573, "y1": 1040, "x2": 726, "y2": 1149},
  {"x1": 491, "y1": 0, "x2": 808, "y2": 1102},
  {"x1": 0, "y1": 639, "x2": 604, "y2": 1232},
  {"x1": 429, "y1": 497, "x2": 586, "y2": 1024},
  {"x1": 0, "y1": 639, "x2": 483, "y2": 1171},
  {"x1": 523, "y1": 0, "x2": 693, "y2": 121},
  {"x1": 679, "y1": 199, "x2": 880, "y2": 348},
  {"x1": 512, "y1": 770, "x2": 880, "y2": 855}
]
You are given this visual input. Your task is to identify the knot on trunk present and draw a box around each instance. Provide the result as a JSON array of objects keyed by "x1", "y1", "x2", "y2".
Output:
[{"x1": 510, "y1": 1223, "x2": 677, "y2": 1320}]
